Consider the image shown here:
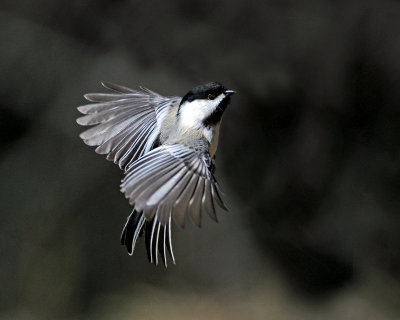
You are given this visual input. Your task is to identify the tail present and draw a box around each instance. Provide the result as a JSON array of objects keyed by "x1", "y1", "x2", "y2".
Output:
[{"x1": 120, "y1": 209, "x2": 175, "y2": 267}]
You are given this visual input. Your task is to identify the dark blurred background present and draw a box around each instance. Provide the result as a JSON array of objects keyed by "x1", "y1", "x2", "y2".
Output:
[{"x1": 1, "y1": 0, "x2": 400, "y2": 319}]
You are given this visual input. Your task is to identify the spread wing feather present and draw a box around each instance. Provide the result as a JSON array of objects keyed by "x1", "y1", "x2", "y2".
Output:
[
  {"x1": 77, "y1": 82, "x2": 180, "y2": 170},
  {"x1": 119, "y1": 144, "x2": 228, "y2": 265}
]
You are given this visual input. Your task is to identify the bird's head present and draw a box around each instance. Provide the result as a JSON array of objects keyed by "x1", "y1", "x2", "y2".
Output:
[{"x1": 178, "y1": 82, "x2": 235, "y2": 128}]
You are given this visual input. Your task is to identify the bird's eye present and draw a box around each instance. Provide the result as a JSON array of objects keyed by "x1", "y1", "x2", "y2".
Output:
[{"x1": 208, "y1": 94, "x2": 216, "y2": 100}]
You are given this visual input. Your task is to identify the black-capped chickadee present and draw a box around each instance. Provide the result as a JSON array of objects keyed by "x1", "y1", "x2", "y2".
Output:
[{"x1": 77, "y1": 82, "x2": 235, "y2": 266}]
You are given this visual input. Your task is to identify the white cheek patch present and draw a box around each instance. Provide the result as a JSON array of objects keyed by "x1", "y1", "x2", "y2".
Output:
[{"x1": 179, "y1": 94, "x2": 224, "y2": 129}]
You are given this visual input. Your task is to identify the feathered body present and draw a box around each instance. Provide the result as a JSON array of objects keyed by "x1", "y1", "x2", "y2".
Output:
[{"x1": 77, "y1": 82, "x2": 234, "y2": 266}]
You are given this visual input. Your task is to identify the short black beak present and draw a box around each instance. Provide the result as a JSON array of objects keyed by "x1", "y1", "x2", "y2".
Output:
[{"x1": 224, "y1": 90, "x2": 235, "y2": 96}]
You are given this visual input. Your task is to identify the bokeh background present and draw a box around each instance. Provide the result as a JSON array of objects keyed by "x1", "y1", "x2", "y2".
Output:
[{"x1": 1, "y1": 1, "x2": 400, "y2": 319}]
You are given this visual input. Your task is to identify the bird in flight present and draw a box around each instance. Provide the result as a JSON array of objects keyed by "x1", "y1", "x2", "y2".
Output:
[{"x1": 77, "y1": 81, "x2": 235, "y2": 266}]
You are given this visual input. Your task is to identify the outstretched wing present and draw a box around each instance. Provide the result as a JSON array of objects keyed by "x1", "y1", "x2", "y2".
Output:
[
  {"x1": 76, "y1": 82, "x2": 181, "y2": 170},
  {"x1": 120, "y1": 143, "x2": 228, "y2": 265}
]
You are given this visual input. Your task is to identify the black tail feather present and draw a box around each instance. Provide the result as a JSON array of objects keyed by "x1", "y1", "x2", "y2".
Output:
[
  {"x1": 120, "y1": 209, "x2": 144, "y2": 255},
  {"x1": 120, "y1": 210, "x2": 136, "y2": 250}
]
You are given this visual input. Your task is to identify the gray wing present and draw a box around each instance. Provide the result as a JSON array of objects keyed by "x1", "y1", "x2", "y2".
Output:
[
  {"x1": 120, "y1": 144, "x2": 228, "y2": 265},
  {"x1": 121, "y1": 143, "x2": 228, "y2": 226},
  {"x1": 76, "y1": 82, "x2": 181, "y2": 170}
]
